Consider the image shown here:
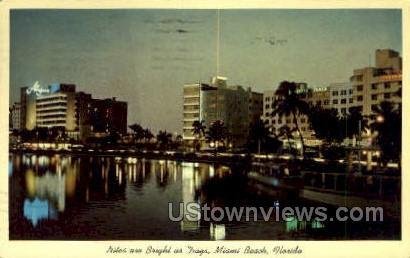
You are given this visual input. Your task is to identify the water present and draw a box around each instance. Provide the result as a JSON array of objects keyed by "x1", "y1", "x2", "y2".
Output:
[{"x1": 9, "y1": 153, "x2": 400, "y2": 240}]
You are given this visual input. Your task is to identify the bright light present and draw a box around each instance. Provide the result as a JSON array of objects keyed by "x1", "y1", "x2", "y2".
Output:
[
  {"x1": 210, "y1": 142, "x2": 215, "y2": 148},
  {"x1": 26, "y1": 81, "x2": 50, "y2": 96},
  {"x1": 313, "y1": 158, "x2": 325, "y2": 163},
  {"x1": 376, "y1": 115, "x2": 384, "y2": 123}
]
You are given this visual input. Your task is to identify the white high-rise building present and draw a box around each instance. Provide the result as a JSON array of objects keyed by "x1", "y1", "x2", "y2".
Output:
[
  {"x1": 182, "y1": 83, "x2": 202, "y2": 146},
  {"x1": 182, "y1": 76, "x2": 262, "y2": 149}
]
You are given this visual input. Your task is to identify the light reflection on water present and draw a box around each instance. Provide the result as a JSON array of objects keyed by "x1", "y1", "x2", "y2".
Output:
[
  {"x1": 8, "y1": 153, "x2": 398, "y2": 240},
  {"x1": 10, "y1": 153, "x2": 237, "y2": 239}
]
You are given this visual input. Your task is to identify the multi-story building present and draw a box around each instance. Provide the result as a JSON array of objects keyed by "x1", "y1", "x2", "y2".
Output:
[
  {"x1": 9, "y1": 102, "x2": 21, "y2": 131},
  {"x1": 328, "y1": 82, "x2": 353, "y2": 116},
  {"x1": 350, "y1": 49, "x2": 402, "y2": 117},
  {"x1": 35, "y1": 83, "x2": 77, "y2": 130},
  {"x1": 89, "y1": 98, "x2": 128, "y2": 136},
  {"x1": 19, "y1": 82, "x2": 127, "y2": 141},
  {"x1": 263, "y1": 83, "x2": 310, "y2": 136},
  {"x1": 182, "y1": 82, "x2": 202, "y2": 146},
  {"x1": 201, "y1": 81, "x2": 249, "y2": 147},
  {"x1": 75, "y1": 92, "x2": 93, "y2": 140},
  {"x1": 182, "y1": 76, "x2": 262, "y2": 148},
  {"x1": 247, "y1": 89, "x2": 263, "y2": 126},
  {"x1": 263, "y1": 83, "x2": 331, "y2": 147}
]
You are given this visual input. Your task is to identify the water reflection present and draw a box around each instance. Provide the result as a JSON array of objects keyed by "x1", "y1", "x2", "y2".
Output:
[
  {"x1": 25, "y1": 169, "x2": 66, "y2": 211},
  {"x1": 23, "y1": 198, "x2": 57, "y2": 226},
  {"x1": 210, "y1": 223, "x2": 226, "y2": 240},
  {"x1": 8, "y1": 153, "x2": 398, "y2": 240}
]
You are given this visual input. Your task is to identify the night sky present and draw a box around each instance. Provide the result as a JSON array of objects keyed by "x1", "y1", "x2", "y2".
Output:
[{"x1": 10, "y1": 9, "x2": 402, "y2": 133}]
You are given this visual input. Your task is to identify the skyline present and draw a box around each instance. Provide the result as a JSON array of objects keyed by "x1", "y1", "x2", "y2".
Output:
[{"x1": 10, "y1": 9, "x2": 402, "y2": 133}]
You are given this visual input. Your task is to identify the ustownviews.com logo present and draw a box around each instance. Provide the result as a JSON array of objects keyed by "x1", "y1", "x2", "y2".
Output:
[{"x1": 168, "y1": 201, "x2": 384, "y2": 222}]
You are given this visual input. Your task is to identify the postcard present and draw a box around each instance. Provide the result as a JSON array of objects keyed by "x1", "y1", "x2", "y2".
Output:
[{"x1": 1, "y1": 1, "x2": 409, "y2": 257}]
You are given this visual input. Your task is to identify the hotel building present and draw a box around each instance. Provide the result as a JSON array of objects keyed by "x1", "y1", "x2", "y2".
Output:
[
  {"x1": 19, "y1": 82, "x2": 127, "y2": 141},
  {"x1": 182, "y1": 82, "x2": 203, "y2": 146},
  {"x1": 247, "y1": 90, "x2": 264, "y2": 127},
  {"x1": 262, "y1": 83, "x2": 315, "y2": 140},
  {"x1": 262, "y1": 49, "x2": 402, "y2": 148},
  {"x1": 35, "y1": 84, "x2": 77, "y2": 130},
  {"x1": 350, "y1": 49, "x2": 402, "y2": 117},
  {"x1": 182, "y1": 76, "x2": 262, "y2": 148},
  {"x1": 328, "y1": 82, "x2": 353, "y2": 116}
]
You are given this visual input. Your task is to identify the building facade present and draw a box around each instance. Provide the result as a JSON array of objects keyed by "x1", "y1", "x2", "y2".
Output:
[
  {"x1": 263, "y1": 83, "x2": 313, "y2": 137},
  {"x1": 182, "y1": 76, "x2": 262, "y2": 148},
  {"x1": 263, "y1": 83, "x2": 333, "y2": 147},
  {"x1": 18, "y1": 82, "x2": 127, "y2": 141},
  {"x1": 328, "y1": 82, "x2": 353, "y2": 116},
  {"x1": 247, "y1": 89, "x2": 264, "y2": 126},
  {"x1": 89, "y1": 98, "x2": 128, "y2": 136},
  {"x1": 350, "y1": 49, "x2": 402, "y2": 117},
  {"x1": 9, "y1": 102, "x2": 21, "y2": 131},
  {"x1": 261, "y1": 49, "x2": 402, "y2": 149},
  {"x1": 182, "y1": 82, "x2": 202, "y2": 146},
  {"x1": 35, "y1": 84, "x2": 77, "y2": 130}
]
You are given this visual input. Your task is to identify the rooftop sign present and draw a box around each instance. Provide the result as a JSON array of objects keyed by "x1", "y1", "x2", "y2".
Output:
[{"x1": 26, "y1": 81, "x2": 50, "y2": 97}]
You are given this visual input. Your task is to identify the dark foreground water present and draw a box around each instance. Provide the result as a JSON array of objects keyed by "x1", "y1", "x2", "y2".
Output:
[{"x1": 9, "y1": 153, "x2": 400, "y2": 240}]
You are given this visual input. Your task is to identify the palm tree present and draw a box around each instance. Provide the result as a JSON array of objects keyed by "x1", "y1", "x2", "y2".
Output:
[
  {"x1": 248, "y1": 119, "x2": 270, "y2": 153},
  {"x1": 192, "y1": 120, "x2": 206, "y2": 151},
  {"x1": 370, "y1": 101, "x2": 401, "y2": 166},
  {"x1": 308, "y1": 105, "x2": 344, "y2": 144},
  {"x1": 156, "y1": 130, "x2": 173, "y2": 150},
  {"x1": 341, "y1": 106, "x2": 368, "y2": 144},
  {"x1": 272, "y1": 81, "x2": 310, "y2": 156},
  {"x1": 143, "y1": 128, "x2": 154, "y2": 143},
  {"x1": 205, "y1": 120, "x2": 227, "y2": 148},
  {"x1": 129, "y1": 123, "x2": 144, "y2": 144}
]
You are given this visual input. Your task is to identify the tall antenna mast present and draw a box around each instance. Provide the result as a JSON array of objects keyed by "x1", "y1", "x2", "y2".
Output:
[{"x1": 216, "y1": 9, "x2": 220, "y2": 77}]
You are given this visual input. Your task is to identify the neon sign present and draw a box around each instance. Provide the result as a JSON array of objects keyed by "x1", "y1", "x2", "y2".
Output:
[
  {"x1": 378, "y1": 74, "x2": 402, "y2": 82},
  {"x1": 26, "y1": 81, "x2": 50, "y2": 96}
]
